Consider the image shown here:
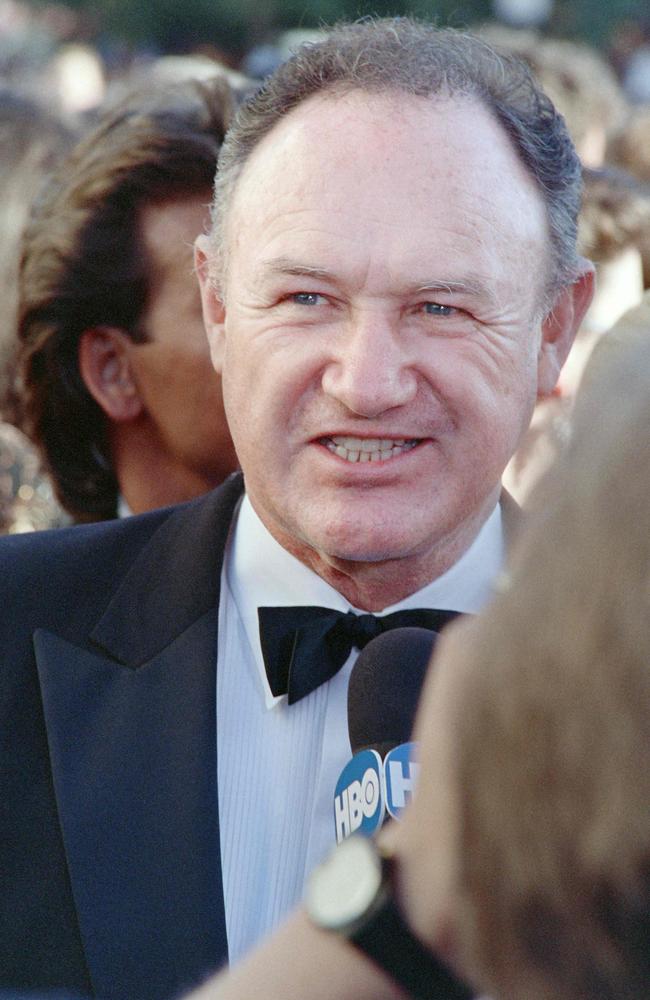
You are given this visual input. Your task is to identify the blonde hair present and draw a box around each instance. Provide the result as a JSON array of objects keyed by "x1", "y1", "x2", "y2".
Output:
[
  {"x1": 454, "y1": 337, "x2": 650, "y2": 998},
  {"x1": 607, "y1": 106, "x2": 650, "y2": 185}
]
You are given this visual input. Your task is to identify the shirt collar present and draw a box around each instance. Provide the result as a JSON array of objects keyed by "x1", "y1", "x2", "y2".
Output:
[
  {"x1": 117, "y1": 495, "x2": 133, "y2": 518},
  {"x1": 226, "y1": 495, "x2": 504, "y2": 709}
]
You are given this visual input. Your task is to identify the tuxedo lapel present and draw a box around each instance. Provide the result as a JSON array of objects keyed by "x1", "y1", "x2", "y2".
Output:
[
  {"x1": 90, "y1": 473, "x2": 244, "y2": 668},
  {"x1": 34, "y1": 618, "x2": 222, "y2": 1000},
  {"x1": 34, "y1": 474, "x2": 244, "y2": 1000}
]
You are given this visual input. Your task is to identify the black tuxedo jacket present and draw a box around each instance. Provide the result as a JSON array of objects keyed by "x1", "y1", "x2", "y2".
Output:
[
  {"x1": 0, "y1": 473, "x2": 246, "y2": 1000},
  {"x1": 0, "y1": 472, "x2": 519, "y2": 1000}
]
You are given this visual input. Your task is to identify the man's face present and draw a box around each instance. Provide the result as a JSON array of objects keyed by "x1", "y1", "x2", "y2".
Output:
[
  {"x1": 201, "y1": 92, "x2": 581, "y2": 585},
  {"x1": 128, "y1": 194, "x2": 237, "y2": 490}
]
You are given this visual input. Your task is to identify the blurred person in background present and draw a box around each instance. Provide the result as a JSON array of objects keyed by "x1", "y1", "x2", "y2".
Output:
[
  {"x1": 0, "y1": 86, "x2": 74, "y2": 533},
  {"x1": 102, "y1": 52, "x2": 251, "y2": 107},
  {"x1": 15, "y1": 76, "x2": 240, "y2": 522},
  {"x1": 385, "y1": 331, "x2": 650, "y2": 1000},
  {"x1": 607, "y1": 105, "x2": 650, "y2": 189},
  {"x1": 579, "y1": 285, "x2": 650, "y2": 391},
  {"x1": 45, "y1": 41, "x2": 106, "y2": 116},
  {"x1": 619, "y1": 19, "x2": 650, "y2": 105},
  {"x1": 504, "y1": 164, "x2": 650, "y2": 501},
  {"x1": 0, "y1": 421, "x2": 67, "y2": 533},
  {"x1": 575, "y1": 167, "x2": 649, "y2": 333},
  {"x1": 606, "y1": 104, "x2": 650, "y2": 289},
  {"x1": 0, "y1": 1, "x2": 106, "y2": 117},
  {"x1": 0, "y1": 86, "x2": 74, "y2": 417},
  {"x1": 478, "y1": 24, "x2": 628, "y2": 167}
]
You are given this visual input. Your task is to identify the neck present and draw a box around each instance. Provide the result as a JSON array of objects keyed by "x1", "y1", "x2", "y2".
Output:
[{"x1": 271, "y1": 498, "x2": 498, "y2": 612}]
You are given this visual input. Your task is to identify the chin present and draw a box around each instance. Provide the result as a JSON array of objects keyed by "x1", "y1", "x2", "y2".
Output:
[{"x1": 313, "y1": 522, "x2": 418, "y2": 566}]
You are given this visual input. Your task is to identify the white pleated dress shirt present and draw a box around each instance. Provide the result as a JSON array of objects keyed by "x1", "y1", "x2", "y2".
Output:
[{"x1": 217, "y1": 495, "x2": 505, "y2": 964}]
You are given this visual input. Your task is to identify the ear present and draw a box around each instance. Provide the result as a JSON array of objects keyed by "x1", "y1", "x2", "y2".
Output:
[
  {"x1": 78, "y1": 327, "x2": 144, "y2": 422},
  {"x1": 537, "y1": 262, "x2": 595, "y2": 398},
  {"x1": 195, "y1": 234, "x2": 226, "y2": 374}
]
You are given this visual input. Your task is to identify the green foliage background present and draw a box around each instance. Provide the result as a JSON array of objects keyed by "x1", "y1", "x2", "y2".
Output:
[{"x1": 51, "y1": 0, "x2": 650, "y2": 58}]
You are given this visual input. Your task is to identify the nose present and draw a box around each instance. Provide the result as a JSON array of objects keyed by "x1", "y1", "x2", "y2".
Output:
[{"x1": 321, "y1": 311, "x2": 417, "y2": 418}]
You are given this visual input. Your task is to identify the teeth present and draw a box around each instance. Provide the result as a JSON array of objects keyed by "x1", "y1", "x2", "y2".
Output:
[{"x1": 325, "y1": 436, "x2": 419, "y2": 463}]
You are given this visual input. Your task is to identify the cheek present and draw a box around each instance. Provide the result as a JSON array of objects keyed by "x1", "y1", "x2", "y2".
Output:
[
  {"x1": 441, "y1": 341, "x2": 538, "y2": 425},
  {"x1": 221, "y1": 366, "x2": 268, "y2": 469},
  {"x1": 222, "y1": 335, "x2": 310, "y2": 427},
  {"x1": 143, "y1": 350, "x2": 219, "y2": 423}
]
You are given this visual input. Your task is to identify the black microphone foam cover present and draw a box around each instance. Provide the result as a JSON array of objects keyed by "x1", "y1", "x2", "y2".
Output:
[{"x1": 347, "y1": 627, "x2": 437, "y2": 758}]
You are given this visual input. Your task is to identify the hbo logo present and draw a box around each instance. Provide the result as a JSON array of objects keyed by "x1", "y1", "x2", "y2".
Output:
[{"x1": 333, "y1": 749, "x2": 384, "y2": 843}]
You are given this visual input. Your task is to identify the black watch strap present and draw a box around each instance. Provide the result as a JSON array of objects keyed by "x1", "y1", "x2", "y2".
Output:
[{"x1": 351, "y1": 857, "x2": 474, "y2": 1000}]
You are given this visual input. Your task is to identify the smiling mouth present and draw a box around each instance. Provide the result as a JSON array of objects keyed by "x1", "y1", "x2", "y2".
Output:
[{"x1": 320, "y1": 435, "x2": 421, "y2": 463}]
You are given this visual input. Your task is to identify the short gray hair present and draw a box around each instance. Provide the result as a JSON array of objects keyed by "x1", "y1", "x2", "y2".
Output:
[{"x1": 211, "y1": 18, "x2": 583, "y2": 296}]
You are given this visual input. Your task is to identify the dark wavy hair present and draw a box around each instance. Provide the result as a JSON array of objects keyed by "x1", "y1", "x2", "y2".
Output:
[{"x1": 17, "y1": 78, "x2": 236, "y2": 522}]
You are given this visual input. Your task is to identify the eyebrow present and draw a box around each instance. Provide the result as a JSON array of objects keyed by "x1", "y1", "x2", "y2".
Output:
[
  {"x1": 414, "y1": 279, "x2": 496, "y2": 303},
  {"x1": 258, "y1": 257, "x2": 336, "y2": 282},
  {"x1": 258, "y1": 257, "x2": 497, "y2": 303}
]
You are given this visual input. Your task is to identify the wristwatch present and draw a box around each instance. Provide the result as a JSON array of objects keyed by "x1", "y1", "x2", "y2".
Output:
[{"x1": 305, "y1": 834, "x2": 473, "y2": 1000}]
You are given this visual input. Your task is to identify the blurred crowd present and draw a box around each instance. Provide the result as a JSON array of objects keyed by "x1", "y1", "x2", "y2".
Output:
[{"x1": 1, "y1": 1, "x2": 650, "y2": 534}]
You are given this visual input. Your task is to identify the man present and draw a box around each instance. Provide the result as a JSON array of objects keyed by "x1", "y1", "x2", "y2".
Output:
[
  {"x1": 15, "y1": 77, "x2": 239, "y2": 522},
  {"x1": 0, "y1": 20, "x2": 593, "y2": 1000},
  {"x1": 198, "y1": 328, "x2": 650, "y2": 1000}
]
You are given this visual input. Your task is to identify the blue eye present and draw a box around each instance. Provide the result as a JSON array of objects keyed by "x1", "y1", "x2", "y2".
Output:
[
  {"x1": 423, "y1": 302, "x2": 455, "y2": 316},
  {"x1": 292, "y1": 292, "x2": 324, "y2": 306}
]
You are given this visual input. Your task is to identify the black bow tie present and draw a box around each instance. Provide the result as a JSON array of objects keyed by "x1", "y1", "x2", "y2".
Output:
[{"x1": 258, "y1": 605, "x2": 461, "y2": 705}]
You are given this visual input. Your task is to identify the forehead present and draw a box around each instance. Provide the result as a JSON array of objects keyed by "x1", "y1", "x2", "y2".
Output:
[
  {"x1": 226, "y1": 90, "x2": 550, "y2": 297},
  {"x1": 139, "y1": 194, "x2": 210, "y2": 335},
  {"x1": 141, "y1": 194, "x2": 211, "y2": 281}
]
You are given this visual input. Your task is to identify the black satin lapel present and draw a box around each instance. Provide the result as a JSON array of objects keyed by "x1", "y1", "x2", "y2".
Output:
[
  {"x1": 91, "y1": 473, "x2": 244, "y2": 668},
  {"x1": 34, "y1": 614, "x2": 227, "y2": 1000}
]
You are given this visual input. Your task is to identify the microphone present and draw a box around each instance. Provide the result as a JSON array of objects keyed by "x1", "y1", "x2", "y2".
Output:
[
  {"x1": 333, "y1": 627, "x2": 437, "y2": 843},
  {"x1": 348, "y1": 627, "x2": 437, "y2": 757}
]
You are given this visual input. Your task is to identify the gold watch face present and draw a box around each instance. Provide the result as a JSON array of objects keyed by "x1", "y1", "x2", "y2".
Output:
[{"x1": 305, "y1": 835, "x2": 383, "y2": 930}]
